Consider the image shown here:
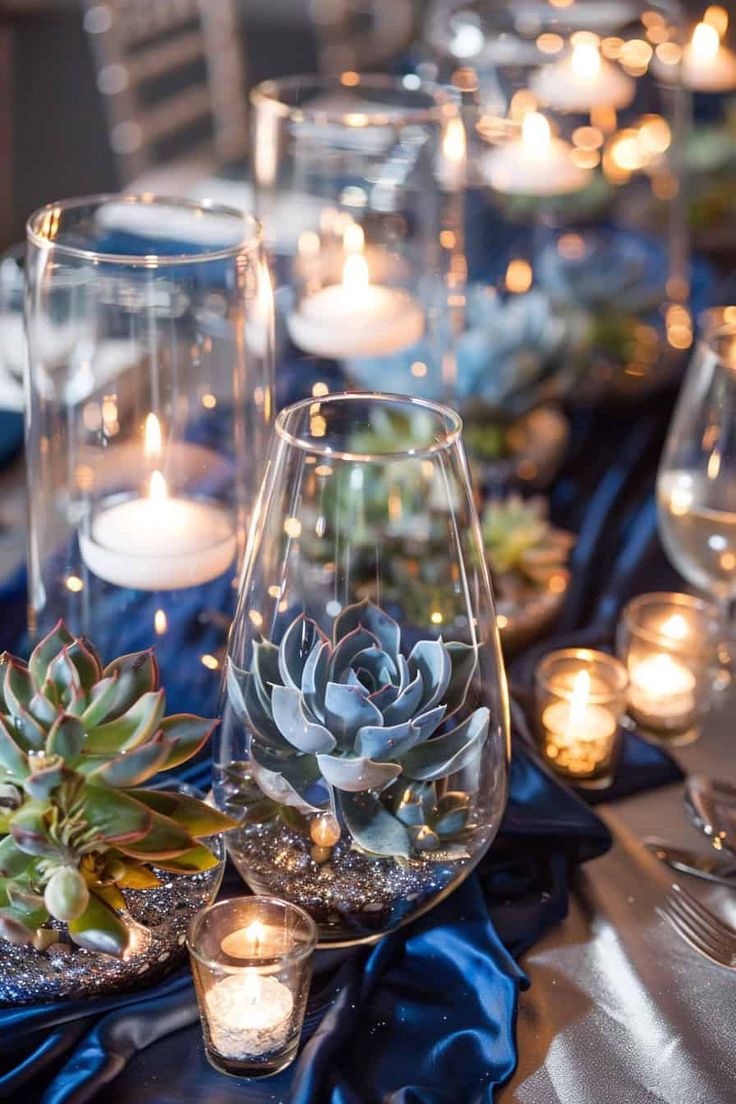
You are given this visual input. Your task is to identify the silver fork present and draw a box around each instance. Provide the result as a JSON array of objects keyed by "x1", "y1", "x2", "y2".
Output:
[{"x1": 657, "y1": 883, "x2": 736, "y2": 969}]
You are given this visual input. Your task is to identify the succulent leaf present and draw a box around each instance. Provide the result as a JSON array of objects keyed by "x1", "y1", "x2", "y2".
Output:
[
  {"x1": 13, "y1": 708, "x2": 48, "y2": 751},
  {"x1": 46, "y1": 714, "x2": 86, "y2": 763},
  {"x1": 324, "y1": 682, "x2": 382, "y2": 747},
  {"x1": 44, "y1": 865, "x2": 90, "y2": 922},
  {"x1": 0, "y1": 717, "x2": 30, "y2": 780},
  {"x1": 278, "y1": 615, "x2": 327, "y2": 690},
  {"x1": 402, "y1": 707, "x2": 489, "y2": 782},
  {"x1": 333, "y1": 599, "x2": 401, "y2": 655},
  {"x1": 85, "y1": 690, "x2": 166, "y2": 754},
  {"x1": 271, "y1": 685, "x2": 335, "y2": 753},
  {"x1": 3, "y1": 658, "x2": 34, "y2": 716},
  {"x1": 28, "y1": 621, "x2": 74, "y2": 686},
  {"x1": 64, "y1": 638, "x2": 104, "y2": 693},
  {"x1": 114, "y1": 862, "x2": 162, "y2": 889},
  {"x1": 9, "y1": 801, "x2": 59, "y2": 857},
  {"x1": 101, "y1": 650, "x2": 159, "y2": 718},
  {"x1": 23, "y1": 756, "x2": 67, "y2": 800},
  {"x1": 337, "y1": 790, "x2": 411, "y2": 858},
  {"x1": 355, "y1": 720, "x2": 419, "y2": 761},
  {"x1": 408, "y1": 638, "x2": 451, "y2": 713},
  {"x1": 0, "y1": 834, "x2": 34, "y2": 878},
  {"x1": 68, "y1": 892, "x2": 129, "y2": 955},
  {"x1": 113, "y1": 808, "x2": 197, "y2": 861},
  {"x1": 129, "y1": 789, "x2": 238, "y2": 838},
  {"x1": 316, "y1": 754, "x2": 401, "y2": 793},
  {"x1": 251, "y1": 641, "x2": 281, "y2": 711},
  {"x1": 250, "y1": 744, "x2": 326, "y2": 814},
  {"x1": 157, "y1": 714, "x2": 218, "y2": 770},
  {"x1": 0, "y1": 911, "x2": 36, "y2": 945},
  {"x1": 87, "y1": 736, "x2": 172, "y2": 787},
  {"x1": 28, "y1": 690, "x2": 58, "y2": 730},
  {"x1": 150, "y1": 844, "x2": 222, "y2": 874},
  {"x1": 82, "y1": 787, "x2": 152, "y2": 845},
  {"x1": 443, "y1": 642, "x2": 478, "y2": 717},
  {"x1": 47, "y1": 649, "x2": 83, "y2": 705}
]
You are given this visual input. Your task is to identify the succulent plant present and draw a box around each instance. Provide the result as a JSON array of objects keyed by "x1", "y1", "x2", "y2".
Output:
[
  {"x1": 0, "y1": 622, "x2": 235, "y2": 956},
  {"x1": 482, "y1": 494, "x2": 574, "y2": 586},
  {"x1": 227, "y1": 600, "x2": 489, "y2": 859}
]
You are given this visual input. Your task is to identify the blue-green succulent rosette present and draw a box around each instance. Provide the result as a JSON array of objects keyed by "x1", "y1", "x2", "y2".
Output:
[{"x1": 227, "y1": 600, "x2": 489, "y2": 860}]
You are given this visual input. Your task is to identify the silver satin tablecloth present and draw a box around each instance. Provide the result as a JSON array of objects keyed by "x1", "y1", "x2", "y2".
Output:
[{"x1": 500, "y1": 700, "x2": 736, "y2": 1104}]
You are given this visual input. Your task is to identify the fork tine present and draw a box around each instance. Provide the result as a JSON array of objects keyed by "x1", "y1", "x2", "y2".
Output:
[
  {"x1": 672, "y1": 884, "x2": 736, "y2": 943},
  {"x1": 664, "y1": 898, "x2": 733, "y2": 960},
  {"x1": 658, "y1": 906, "x2": 734, "y2": 968}
]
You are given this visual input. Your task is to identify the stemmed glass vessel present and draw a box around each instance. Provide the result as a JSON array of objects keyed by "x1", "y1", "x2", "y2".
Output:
[
  {"x1": 215, "y1": 392, "x2": 509, "y2": 946},
  {"x1": 657, "y1": 322, "x2": 736, "y2": 668}
]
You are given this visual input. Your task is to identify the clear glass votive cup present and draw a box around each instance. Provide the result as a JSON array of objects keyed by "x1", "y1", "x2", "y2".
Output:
[
  {"x1": 616, "y1": 592, "x2": 719, "y2": 746},
  {"x1": 187, "y1": 896, "x2": 317, "y2": 1079},
  {"x1": 535, "y1": 648, "x2": 629, "y2": 787}
]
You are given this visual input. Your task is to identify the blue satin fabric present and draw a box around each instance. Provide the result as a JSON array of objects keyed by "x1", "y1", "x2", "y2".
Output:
[{"x1": 0, "y1": 738, "x2": 608, "y2": 1104}]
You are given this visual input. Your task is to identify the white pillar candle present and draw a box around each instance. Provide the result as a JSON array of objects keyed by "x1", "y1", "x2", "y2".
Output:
[
  {"x1": 627, "y1": 652, "x2": 696, "y2": 726},
  {"x1": 80, "y1": 471, "x2": 236, "y2": 591},
  {"x1": 205, "y1": 972, "x2": 293, "y2": 1059},
  {"x1": 483, "y1": 112, "x2": 590, "y2": 196},
  {"x1": 287, "y1": 252, "x2": 425, "y2": 359},
  {"x1": 531, "y1": 40, "x2": 635, "y2": 112},
  {"x1": 681, "y1": 21, "x2": 736, "y2": 92}
]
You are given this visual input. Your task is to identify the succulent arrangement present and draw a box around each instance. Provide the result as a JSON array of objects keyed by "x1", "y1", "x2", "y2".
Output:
[
  {"x1": 227, "y1": 600, "x2": 489, "y2": 860},
  {"x1": 0, "y1": 622, "x2": 234, "y2": 956}
]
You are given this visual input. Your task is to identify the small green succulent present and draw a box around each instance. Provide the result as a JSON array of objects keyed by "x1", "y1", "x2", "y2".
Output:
[
  {"x1": 482, "y1": 494, "x2": 574, "y2": 584},
  {"x1": 227, "y1": 600, "x2": 489, "y2": 859},
  {"x1": 0, "y1": 622, "x2": 235, "y2": 956}
]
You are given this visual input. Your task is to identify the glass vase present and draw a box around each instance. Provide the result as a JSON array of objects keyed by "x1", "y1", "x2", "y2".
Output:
[
  {"x1": 250, "y1": 74, "x2": 466, "y2": 408},
  {"x1": 25, "y1": 195, "x2": 273, "y2": 716},
  {"x1": 215, "y1": 393, "x2": 509, "y2": 946},
  {"x1": 422, "y1": 0, "x2": 690, "y2": 417}
]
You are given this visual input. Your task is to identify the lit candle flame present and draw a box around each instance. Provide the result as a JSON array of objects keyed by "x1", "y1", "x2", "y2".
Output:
[
  {"x1": 661, "y1": 613, "x2": 688, "y2": 640},
  {"x1": 148, "y1": 469, "x2": 168, "y2": 502},
  {"x1": 144, "y1": 412, "x2": 162, "y2": 459},
  {"x1": 691, "y1": 21, "x2": 720, "y2": 60},
  {"x1": 342, "y1": 222, "x2": 365, "y2": 255},
  {"x1": 522, "y1": 112, "x2": 551, "y2": 153},
  {"x1": 243, "y1": 919, "x2": 265, "y2": 955},
  {"x1": 570, "y1": 669, "x2": 591, "y2": 726},
  {"x1": 571, "y1": 41, "x2": 602, "y2": 80},
  {"x1": 342, "y1": 251, "x2": 370, "y2": 291}
]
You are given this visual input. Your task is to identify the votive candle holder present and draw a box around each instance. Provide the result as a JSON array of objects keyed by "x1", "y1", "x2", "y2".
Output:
[
  {"x1": 616, "y1": 591, "x2": 718, "y2": 746},
  {"x1": 187, "y1": 896, "x2": 317, "y2": 1079},
  {"x1": 535, "y1": 648, "x2": 628, "y2": 787}
]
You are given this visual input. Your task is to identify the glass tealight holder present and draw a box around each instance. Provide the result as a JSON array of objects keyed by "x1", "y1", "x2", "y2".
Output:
[
  {"x1": 422, "y1": 0, "x2": 690, "y2": 405},
  {"x1": 187, "y1": 896, "x2": 317, "y2": 1079},
  {"x1": 25, "y1": 195, "x2": 274, "y2": 716},
  {"x1": 250, "y1": 74, "x2": 465, "y2": 406},
  {"x1": 616, "y1": 592, "x2": 719, "y2": 746},
  {"x1": 535, "y1": 648, "x2": 628, "y2": 788}
]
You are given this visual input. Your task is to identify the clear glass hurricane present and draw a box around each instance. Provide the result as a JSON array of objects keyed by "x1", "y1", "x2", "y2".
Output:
[
  {"x1": 215, "y1": 393, "x2": 509, "y2": 946},
  {"x1": 657, "y1": 322, "x2": 736, "y2": 670}
]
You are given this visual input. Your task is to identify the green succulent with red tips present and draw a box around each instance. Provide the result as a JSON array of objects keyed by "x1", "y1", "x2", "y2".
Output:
[{"x1": 0, "y1": 622, "x2": 235, "y2": 957}]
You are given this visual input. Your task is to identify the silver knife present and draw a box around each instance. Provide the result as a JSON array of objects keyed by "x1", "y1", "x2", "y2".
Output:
[{"x1": 644, "y1": 837, "x2": 736, "y2": 887}]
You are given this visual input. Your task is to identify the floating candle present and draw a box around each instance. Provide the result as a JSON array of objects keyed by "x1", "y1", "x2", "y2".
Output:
[
  {"x1": 80, "y1": 471, "x2": 237, "y2": 591},
  {"x1": 483, "y1": 112, "x2": 590, "y2": 196},
  {"x1": 287, "y1": 252, "x2": 425, "y2": 359},
  {"x1": 681, "y1": 20, "x2": 736, "y2": 92},
  {"x1": 531, "y1": 38, "x2": 635, "y2": 112}
]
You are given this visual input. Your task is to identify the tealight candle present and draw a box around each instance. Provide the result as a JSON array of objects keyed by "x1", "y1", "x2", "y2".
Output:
[
  {"x1": 287, "y1": 252, "x2": 425, "y2": 359},
  {"x1": 536, "y1": 648, "x2": 628, "y2": 786},
  {"x1": 80, "y1": 471, "x2": 237, "y2": 591},
  {"x1": 79, "y1": 413, "x2": 237, "y2": 591},
  {"x1": 617, "y1": 592, "x2": 718, "y2": 746},
  {"x1": 483, "y1": 112, "x2": 590, "y2": 196},
  {"x1": 188, "y1": 897, "x2": 317, "y2": 1079},
  {"x1": 531, "y1": 38, "x2": 635, "y2": 112},
  {"x1": 681, "y1": 20, "x2": 736, "y2": 92}
]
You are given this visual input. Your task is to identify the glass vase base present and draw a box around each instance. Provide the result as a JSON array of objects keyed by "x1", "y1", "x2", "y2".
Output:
[
  {"x1": 571, "y1": 772, "x2": 615, "y2": 790},
  {"x1": 205, "y1": 1046, "x2": 298, "y2": 1080}
]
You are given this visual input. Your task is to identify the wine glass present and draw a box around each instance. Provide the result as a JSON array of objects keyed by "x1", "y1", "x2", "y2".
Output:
[
  {"x1": 657, "y1": 322, "x2": 736, "y2": 673},
  {"x1": 215, "y1": 392, "x2": 509, "y2": 946}
]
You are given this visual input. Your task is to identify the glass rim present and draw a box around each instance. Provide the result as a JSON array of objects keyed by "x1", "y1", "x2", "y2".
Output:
[
  {"x1": 535, "y1": 647, "x2": 628, "y2": 701},
  {"x1": 274, "y1": 391, "x2": 464, "y2": 461},
  {"x1": 186, "y1": 895, "x2": 318, "y2": 971},
  {"x1": 620, "y1": 590, "x2": 719, "y2": 646},
  {"x1": 26, "y1": 193, "x2": 262, "y2": 267},
  {"x1": 250, "y1": 72, "x2": 458, "y2": 126}
]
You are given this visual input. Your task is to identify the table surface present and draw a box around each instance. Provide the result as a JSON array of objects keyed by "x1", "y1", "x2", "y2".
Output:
[{"x1": 501, "y1": 693, "x2": 736, "y2": 1104}]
